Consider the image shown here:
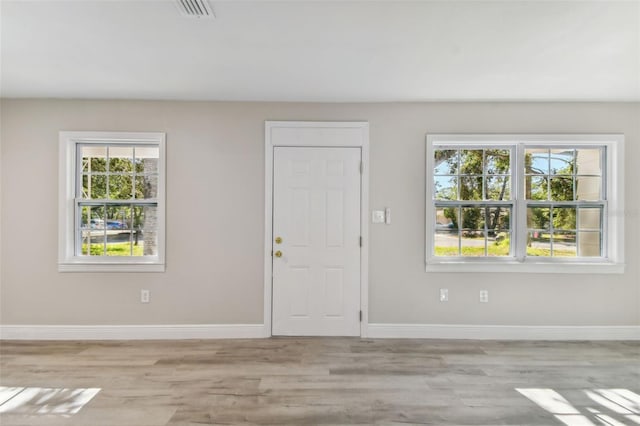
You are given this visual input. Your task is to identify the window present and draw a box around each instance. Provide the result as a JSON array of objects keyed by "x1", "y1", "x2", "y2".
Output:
[
  {"x1": 426, "y1": 134, "x2": 624, "y2": 273},
  {"x1": 59, "y1": 132, "x2": 165, "y2": 272}
]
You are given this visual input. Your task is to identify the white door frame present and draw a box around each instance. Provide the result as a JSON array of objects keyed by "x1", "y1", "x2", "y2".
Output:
[{"x1": 264, "y1": 121, "x2": 370, "y2": 337}]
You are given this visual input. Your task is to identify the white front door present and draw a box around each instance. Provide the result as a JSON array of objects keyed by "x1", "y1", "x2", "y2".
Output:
[{"x1": 272, "y1": 147, "x2": 361, "y2": 336}]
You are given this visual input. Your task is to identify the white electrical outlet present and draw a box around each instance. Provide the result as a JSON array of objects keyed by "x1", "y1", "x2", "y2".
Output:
[
  {"x1": 141, "y1": 289, "x2": 150, "y2": 303},
  {"x1": 440, "y1": 288, "x2": 449, "y2": 302},
  {"x1": 372, "y1": 210, "x2": 385, "y2": 223},
  {"x1": 479, "y1": 290, "x2": 489, "y2": 303}
]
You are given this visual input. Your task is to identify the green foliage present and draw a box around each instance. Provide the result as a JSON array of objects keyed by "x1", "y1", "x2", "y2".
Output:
[
  {"x1": 443, "y1": 207, "x2": 458, "y2": 228},
  {"x1": 526, "y1": 232, "x2": 576, "y2": 257},
  {"x1": 442, "y1": 206, "x2": 510, "y2": 235},
  {"x1": 81, "y1": 158, "x2": 157, "y2": 201},
  {"x1": 524, "y1": 153, "x2": 577, "y2": 231},
  {"x1": 435, "y1": 235, "x2": 511, "y2": 257},
  {"x1": 526, "y1": 247, "x2": 575, "y2": 257},
  {"x1": 436, "y1": 235, "x2": 571, "y2": 257},
  {"x1": 434, "y1": 246, "x2": 462, "y2": 256},
  {"x1": 460, "y1": 149, "x2": 483, "y2": 175},
  {"x1": 528, "y1": 207, "x2": 549, "y2": 230},
  {"x1": 109, "y1": 156, "x2": 133, "y2": 173},
  {"x1": 81, "y1": 155, "x2": 158, "y2": 229},
  {"x1": 550, "y1": 177, "x2": 574, "y2": 201},
  {"x1": 80, "y1": 206, "x2": 148, "y2": 230},
  {"x1": 434, "y1": 149, "x2": 585, "y2": 258},
  {"x1": 89, "y1": 157, "x2": 106, "y2": 172},
  {"x1": 435, "y1": 149, "x2": 510, "y2": 231},
  {"x1": 434, "y1": 243, "x2": 511, "y2": 257},
  {"x1": 462, "y1": 207, "x2": 483, "y2": 229},
  {"x1": 553, "y1": 208, "x2": 576, "y2": 230},
  {"x1": 82, "y1": 242, "x2": 144, "y2": 256}
]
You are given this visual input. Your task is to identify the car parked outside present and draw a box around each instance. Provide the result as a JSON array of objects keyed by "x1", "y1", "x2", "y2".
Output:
[
  {"x1": 435, "y1": 221, "x2": 455, "y2": 231},
  {"x1": 88, "y1": 219, "x2": 104, "y2": 229},
  {"x1": 106, "y1": 220, "x2": 127, "y2": 230}
]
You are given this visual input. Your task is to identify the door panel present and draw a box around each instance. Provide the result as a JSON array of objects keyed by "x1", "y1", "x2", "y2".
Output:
[
  {"x1": 289, "y1": 267, "x2": 310, "y2": 317},
  {"x1": 272, "y1": 147, "x2": 361, "y2": 336},
  {"x1": 326, "y1": 190, "x2": 345, "y2": 247},
  {"x1": 323, "y1": 267, "x2": 344, "y2": 317},
  {"x1": 290, "y1": 189, "x2": 310, "y2": 246}
]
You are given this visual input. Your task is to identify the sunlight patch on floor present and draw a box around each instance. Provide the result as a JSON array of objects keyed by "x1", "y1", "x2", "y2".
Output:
[
  {"x1": 0, "y1": 386, "x2": 100, "y2": 416},
  {"x1": 517, "y1": 388, "x2": 640, "y2": 426}
]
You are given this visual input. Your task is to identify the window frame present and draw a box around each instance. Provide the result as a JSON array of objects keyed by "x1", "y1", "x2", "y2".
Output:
[
  {"x1": 59, "y1": 131, "x2": 166, "y2": 272},
  {"x1": 432, "y1": 145, "x2": 516, "y2": 258},
  {"x1": 426, "y1": 134, "x2": 624, "y2": 274}
]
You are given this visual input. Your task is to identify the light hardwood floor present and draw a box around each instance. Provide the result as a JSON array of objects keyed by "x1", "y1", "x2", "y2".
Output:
[{"x1": 0, "y1": 338, "x2": 638, "y2": 425}]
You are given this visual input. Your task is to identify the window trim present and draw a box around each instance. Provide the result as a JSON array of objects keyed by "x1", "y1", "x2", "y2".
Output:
[
  {"x1": 425, "y1": 134, "x2": 625, "y2": 274},
  {"x1": 59, "y1": 131, "x2": 166, "y2": 272}
]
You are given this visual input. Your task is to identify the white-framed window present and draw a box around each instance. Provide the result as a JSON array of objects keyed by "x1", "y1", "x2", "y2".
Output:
[
  {"x1": 426, "y1": 134, "x2": 624, "y2": 273},
  {"x1": 59, "y1": 131, "x2": 166, "y2": 272}
]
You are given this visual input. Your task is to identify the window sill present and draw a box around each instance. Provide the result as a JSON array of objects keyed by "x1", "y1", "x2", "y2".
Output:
[
  {"x1": 425, "y1": 260, "x2": 625, "y2": 274},
  {"x1": 58, "y1": 260, "x2": 165, "y2": 273}
]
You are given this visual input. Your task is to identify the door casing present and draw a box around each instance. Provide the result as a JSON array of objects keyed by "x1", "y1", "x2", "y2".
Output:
[{"x1": 264, "y1": 121, "x2": 370, "y2": 337}]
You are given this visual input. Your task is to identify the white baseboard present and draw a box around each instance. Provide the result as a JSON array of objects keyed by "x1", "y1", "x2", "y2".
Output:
[
  {"x1": 0, "y1": 324, "x2": 268, "y2": 340},
  {"x1": 2, "y1": 323, "x2": 638, "y2": 341},
  {"x1": 366, "y1": 324, "x2": 640, "y2": 340}
]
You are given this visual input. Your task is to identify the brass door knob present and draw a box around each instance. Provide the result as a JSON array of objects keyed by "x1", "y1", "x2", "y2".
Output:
[
  {"x1": 275, "y1": 237, "x2": 282, "y2": 244},
  {"x1": 274, "y1": 251, "x2": 283, "y2": 258}
]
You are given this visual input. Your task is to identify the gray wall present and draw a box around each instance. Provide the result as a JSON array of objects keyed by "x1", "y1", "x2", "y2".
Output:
[{"x1": 1, "y1": 100, "x2": 638, "y2": 326}]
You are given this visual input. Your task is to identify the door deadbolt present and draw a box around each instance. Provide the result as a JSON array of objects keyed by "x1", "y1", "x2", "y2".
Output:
[
  {"x1": 274, "y1": 250, "x2": 283, "y2": 258},
  {"x1": 275, "y1": 237, "x2": 282, "y2": 244}
]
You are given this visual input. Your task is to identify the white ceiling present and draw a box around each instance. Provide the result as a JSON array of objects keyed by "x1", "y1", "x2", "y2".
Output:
[{"x1": 1, "y1": 0, "x2": 639, "y2": 102}]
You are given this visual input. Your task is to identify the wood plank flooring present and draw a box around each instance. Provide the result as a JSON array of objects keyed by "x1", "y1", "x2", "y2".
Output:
[{"x1": 0, "y1": 338, "x2": 638, "y2": 425}]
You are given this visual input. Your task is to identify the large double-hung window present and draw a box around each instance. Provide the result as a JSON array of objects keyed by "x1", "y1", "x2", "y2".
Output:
[
  {"x1": 59, "y1": 132, "x2": 166, "y2": 272},
  {"x1": 426, "y1": 134, "x2": 624, "y2": 273}
]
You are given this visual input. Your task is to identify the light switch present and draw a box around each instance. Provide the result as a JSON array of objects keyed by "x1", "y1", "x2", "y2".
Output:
[{"x1": 372, "y1": 210, "x2": 385, "y2": 224}]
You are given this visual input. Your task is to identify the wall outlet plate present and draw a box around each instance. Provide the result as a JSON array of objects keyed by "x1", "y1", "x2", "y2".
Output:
[
  {"x1": 372, "y1": 210, "x2": 385, "y2": 223},
  {"x1": 479, "y1": 290, "x2": 489, "y2": 303},
  {"x1": 440, "y1": 288, "x2": 448, "y2": 302},
  {"x1": 141, "y1": 289, "x2": 150, "y2": 303}
]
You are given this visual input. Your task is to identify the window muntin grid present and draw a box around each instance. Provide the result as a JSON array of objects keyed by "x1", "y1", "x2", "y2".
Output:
[
  {"x1": 526, "y1": 205, "x2": 603, "y2": 258},
  {"x1": 524, "y1": 146, "x2": 605, "y2": 258},
  {"x1": 524, "y1": 147, "x2": 604, "y2": 202},
  {"x1": 433, "y1": 147, "x2": 514, "y2": 257},
  {"x1": 431, "y1": 143, "x2": 607, "y2": 259},
  {"x1": 434, "y1": 148, "x2": 512, "y2": 201},
  {"x1": 75, "y1": 144, "x2": 160, "y2": 257}
]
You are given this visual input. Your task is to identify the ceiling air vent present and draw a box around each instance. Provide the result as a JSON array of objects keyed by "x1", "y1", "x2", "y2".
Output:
[{"x1": 175, "y1": 0, "x2": 215, "y2": 18}]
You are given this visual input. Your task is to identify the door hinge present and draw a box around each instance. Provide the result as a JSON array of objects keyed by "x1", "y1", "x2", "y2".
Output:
[
  {"x1": 359, "y1": 162, "x2": 364, "y2": 174},
  {"x1": 359, "y1": 236, "x2": 362, "y2": 247},
  {"x1": 359, "y1": 310, "x2": 362, "y2": 322}
]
